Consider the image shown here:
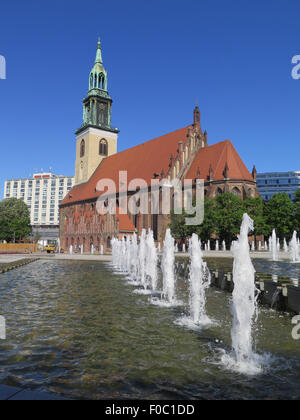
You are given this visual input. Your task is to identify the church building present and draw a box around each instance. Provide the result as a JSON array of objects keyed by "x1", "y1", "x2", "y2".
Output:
[{"x1": 59, "y1": 40, "x2": 259, "y2": 253}]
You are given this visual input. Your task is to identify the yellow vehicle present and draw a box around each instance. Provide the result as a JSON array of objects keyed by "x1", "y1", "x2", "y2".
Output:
[{"x1": 45, "y1": 240, "x2": 57, "y2": 254}]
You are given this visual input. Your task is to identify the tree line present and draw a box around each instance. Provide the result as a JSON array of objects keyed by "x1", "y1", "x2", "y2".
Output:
[
  {"x1": 170, "y1": 191, "x2": 300, "y2": 247},
  {"x1": 0, "y1": 198, "x2": 31, "y2": 242}
]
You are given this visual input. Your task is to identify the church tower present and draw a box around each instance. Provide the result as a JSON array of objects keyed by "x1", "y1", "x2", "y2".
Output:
[{"x1": 75, "y1": 38, "x2": 119, "y2": 185}]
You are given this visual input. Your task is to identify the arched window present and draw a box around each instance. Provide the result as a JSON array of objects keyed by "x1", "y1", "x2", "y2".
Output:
[
  {"x1": 94, "y1": 74, "x2": 97, "y2": 88},
  {"x1": 90, "y1": 74, "x2": 94, "y2": 90},
  {"x1": 99, "y1": 139, "x2": 108, "y2": 156},
  {"x1": 98, "y1": 73, "x2": 104, "y2": 89},
  {"x1": 216, "y1": 188, "x2": 223, "y2": 196},
  {"x1": 248, "y1": 188, "x2": 255, "y2": 198},
  {"x1": 232, "y1": 187, "x2": 241, "y2": 197},
  {"x1": 80, "y1": 140, "x2": 85, "y2": 158}
]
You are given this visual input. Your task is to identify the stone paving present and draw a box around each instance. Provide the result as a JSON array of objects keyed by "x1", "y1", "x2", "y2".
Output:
[{"x1": 0, "y1": 250, "x2": 293, "y2": 264}]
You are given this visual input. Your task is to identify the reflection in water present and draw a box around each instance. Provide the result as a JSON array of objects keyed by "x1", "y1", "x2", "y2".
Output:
[{"x1": 0, "y1": 260, "x2": 299, "y2": 400}]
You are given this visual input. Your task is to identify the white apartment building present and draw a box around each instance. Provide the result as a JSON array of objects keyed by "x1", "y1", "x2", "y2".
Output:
[
  {"x1": 257, "y1": 171, "x2": 300, "y2": 200},
  {"x1": 4, "y1": 172, "x2": 74, "y2": 241}
]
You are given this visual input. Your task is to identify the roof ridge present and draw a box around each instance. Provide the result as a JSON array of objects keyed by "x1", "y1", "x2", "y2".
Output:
[{"x1": 102, "y1": 125, "x2": 191, "y2": 162}]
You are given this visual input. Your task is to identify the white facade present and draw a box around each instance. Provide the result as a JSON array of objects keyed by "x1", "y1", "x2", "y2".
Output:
[
  {"x1": 257, "y1": 171, "x2": 300, "y2": 200},
  {"x1": 4, "y1": 173, "x2": 74, "y2": 226}
]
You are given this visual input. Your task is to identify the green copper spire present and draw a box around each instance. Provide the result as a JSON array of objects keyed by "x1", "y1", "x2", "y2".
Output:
[
  {"x1": 88, "y1": 38, "x2": 107, "y2": 92},
  {"x1": 95, "y1": 37, "x2": 103, "y2": 64},
  {"x1": 76, "y1": 38, "x2": 119, "y2": 135}
]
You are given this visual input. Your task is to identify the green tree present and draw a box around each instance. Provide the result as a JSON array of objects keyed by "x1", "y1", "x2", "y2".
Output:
[
  {"x1": 264, "y1": 193, "x2": 293, "y2": 241},
  {"x1": 169, "y1": 211, "x2": 188, "y2": 242},
  {"x1": 215, "y1": 193, "x2": 245, "y2": 246},
  {"x1": 244, "y1": 196, "x2": 267, "y2": 237},
  {"x1": 292, "y1": 190, "x2": 300, "y2": 233},
  {"x1": 169, "y1": 197, "x2": 217, "y2": 243},
  {"x1": 0, "y1": 198, "x2": 31, "y2": 242},
  {"x1": 194, "y1": 197, "x2": 217, "y2": 242},
  {"x1": 293, "y1": 189, "x2": 300, "y2": 203}
]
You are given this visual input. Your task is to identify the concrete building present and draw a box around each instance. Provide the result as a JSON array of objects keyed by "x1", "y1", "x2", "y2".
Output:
[
  {"x1": 257, "y1": 171, "x2": 300, "y2": 200},
  {"x1": 4, "y1": 172, "x2": 74, "y2": 242}
]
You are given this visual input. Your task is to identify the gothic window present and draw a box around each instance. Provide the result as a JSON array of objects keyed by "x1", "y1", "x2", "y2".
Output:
[
  {"x1": 80, "y1": 140, "x2": 85, "y2": 158},
  {"x1": 232, "y1": 187, "x2": 241, "y2": 197},
  {"x1": 94, "y1": 74, "x2": 97, "y2": 88},
  {"x1": 98, "y1": 73, "x2": 105, "y2": 89},
  {"x1": 99, "y1": 139, "x2": 108, "y2": 156},
  {"x1": 99, "y1": 103, "x2": 106, "y2": 125}
]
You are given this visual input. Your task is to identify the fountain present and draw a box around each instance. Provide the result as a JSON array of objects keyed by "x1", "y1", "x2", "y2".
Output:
[
  {"x1": 290, "y1": 231, "x2": 300, "y2": 263},
  {"x1": 271, "y1": 230, "x2": 278, "y2": 261},
  {"x1": 251, "y1": 241, "x2": 255, "y2": 252},
  {"x1": 258, "y1": 241, "x2": 262, "y2": 251},
  {"x1": 207, "y1": 240, "x2": 211, "y2": 251},
  {"x1": 264, "y1": 241, "x2": 268, "y2": 251},
  {"x1": 121, "y1": 236, "x2": 128, "y2": 272},
  {"x1": 145, "y1": 230, "x2": 158, "y2": 291},
  {"x1": 111, "y1": 238, "x2": 117, "y2": 266},
  {"x1": 69, "y1": 245, "x2": 73, "y2": 255},
  {"x1": 125, "y1": 237, "x2": 132, "y2": 273},
  {"x1": 100, "y1": 245, "x2": 104, "y2": 255},
  {"x1": 188, "y1": 233, "x2": 211, "y2": 325},
  {"x1": 222, "y1": 213, "x2": 262, "y2": 375},
  {"x1": 222, "y1": 241, "x2": 226, "y2": 251},
  {"x1": 216, "y1": 240, "x2": 219, "y2": 251},
  {"x1": 283, "y1": 238, "x2": 288, "y2": 253},
  {"x1": 161, "y1": 229, "x2": 176, "y2": 303},
  {"x1": 130, "y1": 233, "x2": 139, "y2": 280},
  {"x1": 138, "y1": 229, "x2": 147, "y2": 288},
  {"x1": 182, "y1": 244, "x2": 186, "y2": 253}
]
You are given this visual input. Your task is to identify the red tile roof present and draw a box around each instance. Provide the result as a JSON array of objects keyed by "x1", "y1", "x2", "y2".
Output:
[
  {"x1": 186, "y1": 140, "x2": 253, "y2": 181},
  {"x1": 61, "y1": 130, "x2": 252, "y2": 207},
  {"x1": 61, "y1": 125, "x2": 191, "y2": 205}
]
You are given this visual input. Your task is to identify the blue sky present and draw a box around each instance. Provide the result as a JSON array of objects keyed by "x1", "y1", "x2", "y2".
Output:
[{"x1": 0, "y1": 0, "x2": 299, "y2": 198}]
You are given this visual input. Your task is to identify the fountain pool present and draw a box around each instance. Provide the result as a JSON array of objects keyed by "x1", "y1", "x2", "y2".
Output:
[{"x1": 0, "y1": 259, "x2": 299, "y2": 400}]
